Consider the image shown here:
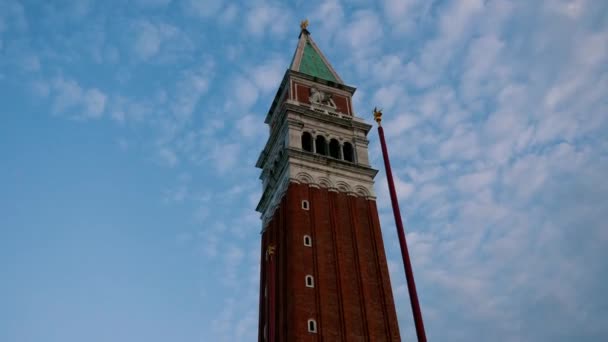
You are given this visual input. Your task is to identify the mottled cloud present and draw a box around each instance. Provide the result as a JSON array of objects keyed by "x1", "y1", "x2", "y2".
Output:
[
  {"x1": 132, "y1": 20, "x2": 179, "y2": 60},
  {"x1": 182, "y1": 0, "x2": 225, "y2": 18},
  {"x1": 49, "y1": 77, "x2": 107, "y2": 120},
  {"x1": 245, "y1": 2, "x2": 291, "y2": 38},
  {"x1": 5, "y1": 0, "x2": 607, "y2": 341}
]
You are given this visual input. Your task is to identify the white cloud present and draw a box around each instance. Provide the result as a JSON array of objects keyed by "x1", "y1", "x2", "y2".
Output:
[
  {"x1": 384, "y1": 113, "x2": 417, "y2": 138},
  {"x1": 219, "y1": 4, "x2": 238, "y2": 24},
  {"x1": 183, "y1": 0, "x2": 224, "y2": 18},
  {"x1": 209, "y1": 143, "x2": 240, "y2": 172},
  {"x1": 103, "y1": 46, "x2": 120, "y2": 63},
  {"x1": 50, "y1": 77, "x2": 107, "y2": 120},
  {"x1": 21, "y1": 55, "x2": 40, "y2": 72},
  {"x1": 221, "y1": 244, "x2": 244, "y2": 287},
  {"x1": 436, "y1": 0, "x2": 484, "y2": 44},
  {"x1": 171, "y1": 63, "x2": 212, "y2": 121},
  {"x1": 438, "y1": 129, "x2": 480, "y2": 161},
  {"x1": 148, "y1": 61, "x2": 215, "y2": 148},
  {"x1": 377, "y1": 174, "x2": 414, "y2": 210},
  {"x1": 30, "y1": 80, "x2": 50, "y2": 97},
  {"x1": 249, "y1": 58, "x2": 286, "y2": 94},
  {"x1": 136, "y1": 0, "x2": 172, "y2": 8},
  {"x1": 382, "y1": 0, "x2": 414, "y2": 22},
  {"x1": 109, "y1": 95, "x2": 151, "y2": 123},
  {"x1": 245, "y1": 3, "x2": 291, "y2": 38},
  {"x1": 193, "y1": 205, "x2": 209, "y2": 223},
  {"x1": 158, "y1": 146, "x2": 178, "y2": 167},
  {"x1": 57, "y1": 0, "x2": 92, "y2": 19},
  {"x1": 381, "y1": 0, "x2": 426, "y2": 34},
  {"x1": 372, "y1": 84, "x2": 404, "y2": 110},
  {"x1": 232, "y1": 76, "x2": 259, "y2": 110},
  {"x1": 408, "y1": 0, "x2": 485, "y2": 88},
  {"x1": 52, "y1": 77, "x2": 83, "y2": 114},
  {"x1": 0, "y1": 1, "x2": 28, "y2": 32},
  {"x1": 460, "y1": 35, "x2": 507, "y2": 101},
  {"x1": 314, "y1": 0, "x2": 344, "y2": 34},
  {"x1": 337, "y1": 10, "x2": 383, "y2": 54},
  {"x1": 82, "y1": 89, "x2": 107, "y2": 119},
  {"x1": 116, "y1": 138, "x2": 129, "y2": 151},
  {"x1": 403, "y1": 61, "x2": 436, "y2": 89},
  {"x1": 202, "y1": 119, "x2": 225, "y2": 137},
  {"x1": 456, "y1": 169, "x2": 495, "y2": 194},
  {"x1": 546, "y1": 0, "x2": 587, "y2": 19},
  {"x1": 164, "y1": 185, "x2": 188, "y2": 203},
  {"x1": 132, "y1": 20, "x2": 178, "y2": 60},
  {"x1": 210, "y1": 297, "x2": 236, "y2": 335},
  {"x1": 371, "y1": 55, "x2": 408, "y2": 82},
  {"x1": 235, "y1": 114, "x2": 266, "y2": 139}
]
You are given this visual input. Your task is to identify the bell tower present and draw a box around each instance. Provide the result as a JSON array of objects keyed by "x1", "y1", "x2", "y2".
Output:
[{"x1": 256, "y1": 22, "x2": 401, "y2": 341}]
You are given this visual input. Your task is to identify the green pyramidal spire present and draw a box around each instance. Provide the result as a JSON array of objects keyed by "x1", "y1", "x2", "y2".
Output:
[{"x1": 289, "y1": 23, "x2": 343, "y2": 84}]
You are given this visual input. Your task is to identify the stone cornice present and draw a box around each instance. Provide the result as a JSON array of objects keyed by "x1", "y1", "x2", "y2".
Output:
[
  {"x1": 256, "y1": 147, "x2": 378, "y2": 219},
  {"x1": 286, "y1": 148, "x2": 378, "y2": 178},
  {"x1": 284, "y1": 102, "x2": 373, "y2": 133}
]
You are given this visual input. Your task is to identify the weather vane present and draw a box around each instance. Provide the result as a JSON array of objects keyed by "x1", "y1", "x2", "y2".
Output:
[{"x1": 300, "y1": 19, "x2": 309, "y2": 30}]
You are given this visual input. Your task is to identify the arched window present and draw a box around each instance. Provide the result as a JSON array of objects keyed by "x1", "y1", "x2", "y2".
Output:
[
  {"x1": 301, "y1": 132, "x2": 313, "y2": 152},
  {"x1": 308, "y1": 319, "x2": 317, "y2": 333},
  {"x1": 305, "y1": 275, "x2": 314, "y2": 287},
  {"x1": 301, "y1": 200, "x2": 310, "y2": 210},
  {"x1": 315, "y1": 136, "x2": 327, "y2": 156},
  {"x1": 303, "y1": 235, "x2": 312, "y2": 247},
  {"x1": 343, "y1": 142, "x2": 354, "y2": 162},
  {"x1": 329, "y1": 139, "x2": 341, "y2": 159}
]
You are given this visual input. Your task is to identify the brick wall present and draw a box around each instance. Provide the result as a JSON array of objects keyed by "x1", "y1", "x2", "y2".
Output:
[{"x1": 259, "y1": 183, "x2": 401, "y2": 341}]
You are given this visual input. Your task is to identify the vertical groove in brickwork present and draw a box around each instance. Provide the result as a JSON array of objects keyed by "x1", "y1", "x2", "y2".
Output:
[
  {"x1": 360, "y1": 197, "x2": 391, "y2": 340},
  {"x1": 258, "y1": 230, "x2": 267, "y2": 342},
  {"x1": 279, "y1": 197, "x2": 288, "y2": 341},
  {"x1": 287, "y1": 185, "x2": 303, "y2": 339},
  {"x1": 274, "y1": 202, "x2": 279, "y2": 342},
  {"x1": 326, "y1": 189, "x2": 347, "y2": 341},
  {"x1": 347, "y1": 195, "x2": 370, "y2": 341},
  {"x1": 286, "y1": 192, "x2": 298, "y2": 340},
  {"x1": 267, "y1": 221, "x2": 274, "y2": 341},
  {"x1": 357, "y1": 198, "x2": 375, "y2": 336},
  {"x1": 334, "y1": 191, "x2": 365, "y2": 340},
  {"x1": 289, "y1": 195, "x2": 298, "y2": 340},
  {"x1": 309, "y1": 188, "x2": 330, "y2": 340},
  {"x1": 352, "y1": 196, "x2": 384, "y2": 340},
  {"x1": 263, "y1": 218, "x2": 271, "y2": 341},
  {"x1": 368, "y1": 199, "x2": 401, "y2": 341}
]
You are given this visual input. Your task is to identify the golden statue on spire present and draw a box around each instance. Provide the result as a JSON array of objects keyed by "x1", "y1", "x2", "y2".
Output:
[{"x1": 300, "y1": 19, "x2": 309, "y2": 30}]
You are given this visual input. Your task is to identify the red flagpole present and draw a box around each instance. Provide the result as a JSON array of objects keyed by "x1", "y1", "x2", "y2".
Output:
[{"x1": 374, "y1": 108, "x2": 427, "y2": 342}]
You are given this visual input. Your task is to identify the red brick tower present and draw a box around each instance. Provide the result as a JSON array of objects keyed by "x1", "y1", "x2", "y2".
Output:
[{"x1": 256, "y1": 22, "x2": 401, "y2": 341}]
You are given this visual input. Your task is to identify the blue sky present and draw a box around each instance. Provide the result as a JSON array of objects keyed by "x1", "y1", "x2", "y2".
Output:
[{"x1": 1, "y1": 0, "x2": 607, "y2": 341}]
